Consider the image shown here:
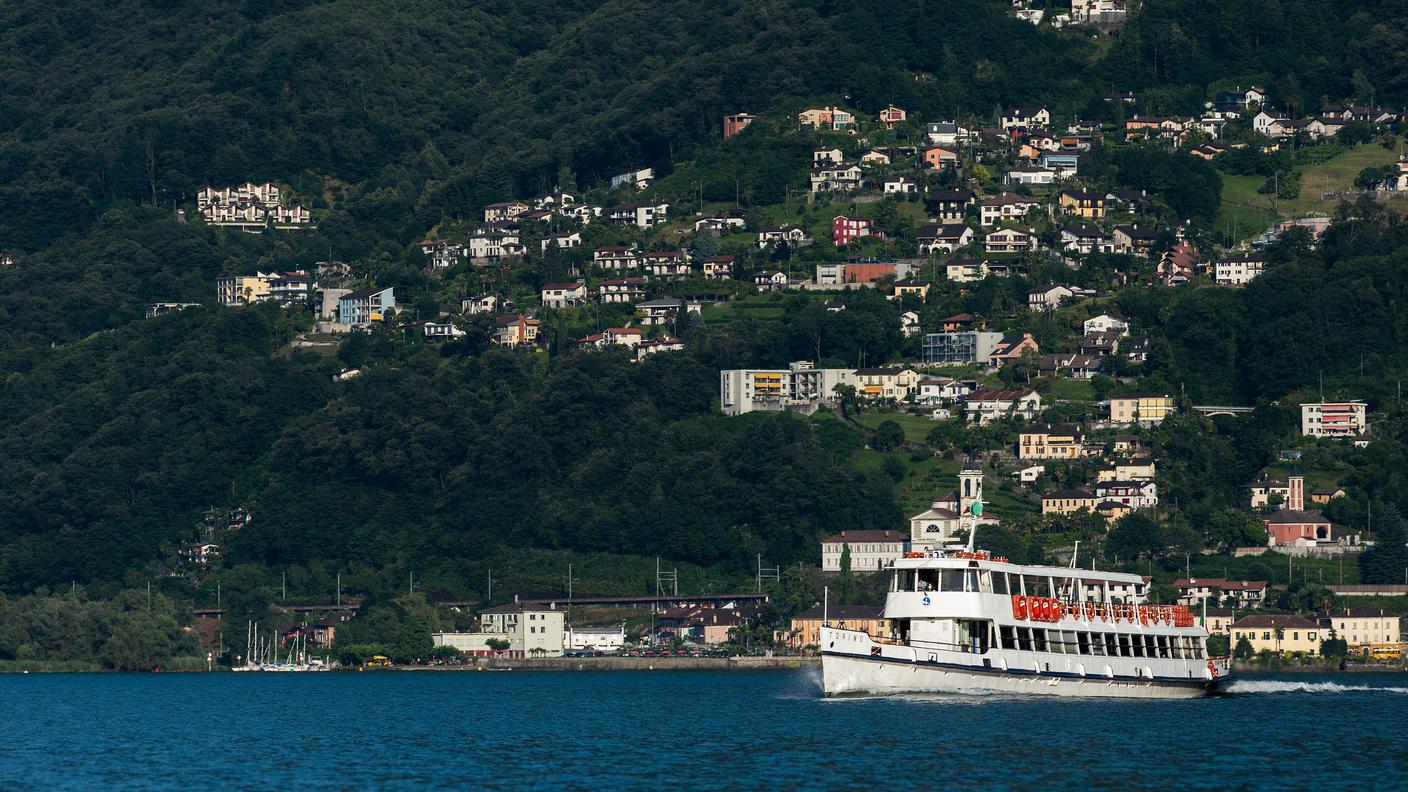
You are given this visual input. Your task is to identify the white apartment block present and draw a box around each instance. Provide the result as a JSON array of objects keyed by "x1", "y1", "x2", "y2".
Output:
[
  {"x1": 1301, "y1": 401, "x2": 1367, "y2": 438},
  {"x1": 1214, "y1": 255, "x2": 1265, "y2": 286},
  {"x1": 197, "y1": 182, "x2": 313, "y2": 230},
  {"x1": 720, "y1": 362, "x2": 856, "y2": 416}
]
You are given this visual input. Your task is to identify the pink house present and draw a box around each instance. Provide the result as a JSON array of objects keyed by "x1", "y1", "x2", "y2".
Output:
[
  {"x1": 924, "y1": 147, "x2": 959, "y2": 170},
  {"x1": 1262, "y1": 473, "x2": 1332, "y2": 544},
  {"x1": 879, "y1": 105, "x2": 907, "y2": 128}
]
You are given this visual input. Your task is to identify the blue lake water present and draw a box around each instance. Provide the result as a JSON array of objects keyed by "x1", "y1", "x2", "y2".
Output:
[{"x1": 3, "y1": 669, "x2": 1407, "y2": 789}]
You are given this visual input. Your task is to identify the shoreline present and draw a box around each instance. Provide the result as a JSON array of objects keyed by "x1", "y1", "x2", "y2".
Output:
[
  {"x1": 9, "y1": 657, "x2": 1406, "y2": 674},
  {"x1": 0, "y1": 656, "x2": 822, "y2": 674},
  {"x1": 397, "y1": 656, "x2": 820, "y2": 672}
]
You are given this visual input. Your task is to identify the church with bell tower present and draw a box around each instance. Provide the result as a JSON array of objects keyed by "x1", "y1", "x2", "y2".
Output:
[{"x1": 908, "y1": 461, "x2": 1000, "y2": 549}]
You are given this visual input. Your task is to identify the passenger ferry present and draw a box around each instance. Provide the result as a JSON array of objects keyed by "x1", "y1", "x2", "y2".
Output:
[{"x1": 821, "y1": 542, "x2": 1231, "y2": 699}]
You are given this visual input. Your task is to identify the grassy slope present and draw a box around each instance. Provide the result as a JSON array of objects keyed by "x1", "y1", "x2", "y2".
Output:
[{"x1": 1217, "y1": 142, "x2": 1406, "y2": 243}]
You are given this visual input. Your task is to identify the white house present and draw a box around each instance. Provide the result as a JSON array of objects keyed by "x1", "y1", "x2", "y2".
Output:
[
  {"x1": 883, "y1": 176, "x2": 918, "y2": 195},
  {"x1": 1028, "y1": 285, "x2": 1073, "y2": 311},
  {"x1": 1214, "y1": 254, "x2": 1266, "y2": 286},
  {"x1": 917, "y1": 377, "x2": 973, "y2": 405},
  {"x1": 1083, "y1": 314, "x2": 1129, "y2": 336},
  {"x1": 1003, "y1": 167, "x2": 1058, "y2": 186},
  {"x1": 434, "y1": 601, "x2": 566, "y2": 657},
  {"x1": 979, "y1": 193, "x2": 1039, "y2": 227},
  {"x1": 918, "y1": 224, "x2": 975, "y2": 254},
  {"x1": 541, "y1": 232, "x2": 582, "y2": 253},
  {"x1": 964, "y1": 389, "x2": 1042, "y2": 424},
  {"x1": 986, "y1": 228, "x2": 1037, "y2": 254},
  {"x1": 541, "y1": 282, "x2": 588, "y2": 308},
  {"x1": 1002, "y1": 106, "x2": 1051, "y2": 130},
  {"x1": 755, "y1": 270, "x2": 789, "y2": 292},
  {"x1": 757, "y1": 225, "x2": 809, "y2": 249},
  {"x1": 610, "y1": 168, "x2": 656, "y2": 190},
  {"x1": 609, "y1": 202, "x2": 669, "y2": 228},
  {"x1": 564, "y1": 625, "x2": 626, "y2": 653}
]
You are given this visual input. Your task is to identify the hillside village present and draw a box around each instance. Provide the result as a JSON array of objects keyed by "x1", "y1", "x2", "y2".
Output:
[
  {"x1": 134, "y1": 77, "x2": 1408, "y2": 667},
  {"x1": 10, "y1": 0, "x2": 1408, "y2": 679}
]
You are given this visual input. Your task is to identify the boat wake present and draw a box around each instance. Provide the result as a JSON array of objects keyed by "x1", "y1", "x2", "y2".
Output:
[{"x1": 1226, "y1": 679, "x2": 1408, "y2": 695}]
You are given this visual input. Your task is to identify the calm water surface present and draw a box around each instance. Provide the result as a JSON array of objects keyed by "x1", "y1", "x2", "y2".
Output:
[{"x1": 3, "y1": 669, "x2": 1407, "y2": 789}]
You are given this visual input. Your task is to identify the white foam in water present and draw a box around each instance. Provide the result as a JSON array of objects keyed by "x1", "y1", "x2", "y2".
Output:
[{"x1": 1227, "y1": 679, "x2": 1408, "y2": 695}]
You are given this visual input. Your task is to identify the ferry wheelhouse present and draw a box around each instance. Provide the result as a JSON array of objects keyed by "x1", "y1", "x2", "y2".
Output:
[{"x1": 821, "y1": 548, "x2": 1231, "y2": 699}]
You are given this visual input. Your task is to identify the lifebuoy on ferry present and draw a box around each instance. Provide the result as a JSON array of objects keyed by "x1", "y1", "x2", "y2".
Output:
[
  {"x1": 1207, "y1": 660, "x2": 1218, "y2": 678},
  {"x1": 1012, "y1": 594, "x2": 1028, "y2": 620}
]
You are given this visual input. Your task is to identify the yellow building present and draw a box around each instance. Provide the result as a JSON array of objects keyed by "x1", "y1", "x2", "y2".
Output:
[
  {"x1": 853, "y1": 367, "x2": 918, "y2": 401},
  {"x1": 788, "y1": 605, "x2": 890, "y2": 650},
  {"x1": 892, "y1": 281, "x2": 931, "y2": 300},
  {"x1": 1231, "y1": 615, "x2": 1321, "y2": 656},
  {"x1": 1041, "y1": 489, "x2": 1098, "y2": 516},
  {"x1": 1097, "y1": 458, "x2": 1157, "y2": 482},
  {"x1": 1109, "y1": 393, "x2": 1176, "y2": 426},
  {"x1": 1059, "y1": 189, "x2": 1106, "y2": 219},
  {"x1": 1018, "y1": 424, "x2": 1092, "y2": 460},
  {"x1": 1095, "y1": 500, "x2": 1131, "y2": 523},
  {"x1": 216, "y1": 274, "x2": 273, "y2": 306}
]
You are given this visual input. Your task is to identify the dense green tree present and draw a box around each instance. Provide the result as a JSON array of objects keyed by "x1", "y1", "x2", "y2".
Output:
[
  {"x1": 1361, "y1": 504, "x2": 1408, "y2": 584},
  {"x1": 871, "y1": 421, "x2": 906, "y2": 452}
]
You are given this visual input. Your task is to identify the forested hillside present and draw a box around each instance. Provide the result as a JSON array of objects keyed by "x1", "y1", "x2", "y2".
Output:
[
  {"x1": 4, "y1": 0, "x2": 1403, "y2": 252},
  {"x1": 4, "y1": 0, "x2": 1408, "y2": 604}
]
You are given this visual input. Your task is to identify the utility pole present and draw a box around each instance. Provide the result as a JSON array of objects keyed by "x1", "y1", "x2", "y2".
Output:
[
  {"x1": 487, "y1": 569, "x2": 494, "y2": 602},
  {"x1": 217, "y1": 582, "x2": 221, "y2": 609},
  {"x1": 282, "y1": 571, "x2": 286, "y2": 600},
  {"x1": 564, "y1": 563, "x2": 579, "y2": 604},
  {"x1": 336, "y1": 573, "x2": 341, "y2": 608},
  {"x1": 409, "y1": 571, "x2": 415, "y2": 595},
  {"x1": 147, "y1": 581, "x2": 152, "y2": 612}
]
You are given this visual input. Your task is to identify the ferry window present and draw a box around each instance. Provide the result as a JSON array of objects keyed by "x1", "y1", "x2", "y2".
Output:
[
  {"x1": 1047, "y1": 631, "x2": 1065, "y2": 655},
  {"x1": 1114, "y1": 634, "x2": 1129, "y2": 657},
  {"x1": 992, "y1": 572, "x2": 1009, "y2": 595},
  {"x1": 1089, "y1": 633, "x2": 1105, "y2": 656},
  {"x1": 978, "y1": 571, "x2": 993, "y2": 594},
  {"x1": 1102, "y1": 633, "x2": 1117, "y2": 657},
  {"x1": 1017, "y1": 627, "x2": 1033, "y2": 652},
  {"x1": 918, "y1": 570, "x2": 939, "y2": 591},
  {"x1": 1156, "y1": 636, "x2": 1171, "y2": 659},
  {"x1": 940, "y1": 569, "x2": 975, "y2": 592},
  {"x1": 1061, "y1": 631, "x2": 1079, "y2": 655},
  {"x1": 1025, "y1": 576, "x2": 1049, "y2": 597},
  {"x1": 1031, "y1": 629, "x2": 1047, "y2": 652},
  {"x1": 1076, "y1": 632, "x2": 1090, "y2": 655},
  {"x1": 999, "y1": 625, "x2": 1016, "y2": 650}
]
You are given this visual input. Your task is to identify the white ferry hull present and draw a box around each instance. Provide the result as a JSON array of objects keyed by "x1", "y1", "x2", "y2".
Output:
[{"x1": 823, "y1": 652, "x2": 1222, "y2": 699}]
